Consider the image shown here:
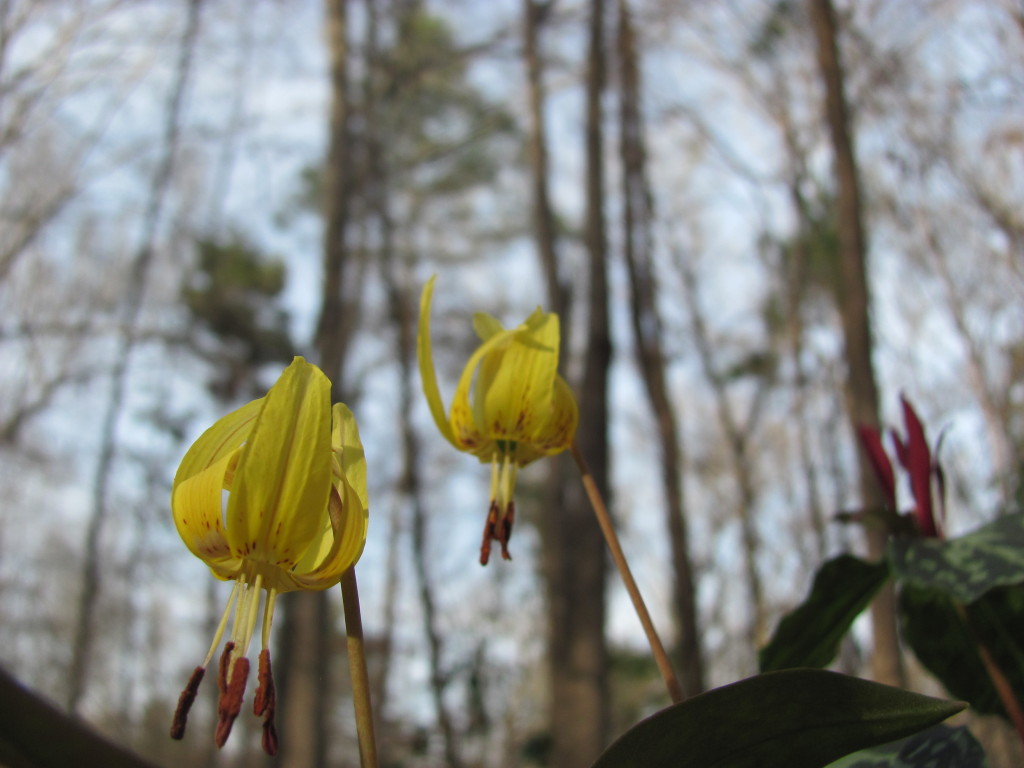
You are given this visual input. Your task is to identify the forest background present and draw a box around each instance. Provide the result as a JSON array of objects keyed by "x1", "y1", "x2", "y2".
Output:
[{"x1": 0, "y1": 0, "x2": 1022, "y2": 766}]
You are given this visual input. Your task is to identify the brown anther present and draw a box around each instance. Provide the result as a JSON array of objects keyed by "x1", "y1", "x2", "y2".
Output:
[
  {"x1": 217, "y1": 641, "x2": 235, "y2": 695},
  {"x1": 254, "y1": 648, "x2": 278, "y2": 755},
  {"x1": 480, "y1": 500, "x2": 500, "y2": 565},
  {"x1": 499, "y1": 500, "x2": 515, "y2": 561},
  {"x1": 254, "y1": 649, "x2": 275, "y2": 716},
  {"x1": 262, "y1": 717, "x2": 279, "y2": 756},
  {"x1": 215, "y1": 656, "x2": 250, "y2": 748},
  {"x1": 170, "y1": 666, "x2": 205, "y2": 739}
]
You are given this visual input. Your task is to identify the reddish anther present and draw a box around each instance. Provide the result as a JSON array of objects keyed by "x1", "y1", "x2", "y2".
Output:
[
  {"x1": 170, "y1": 666, "x2": 205, "y2": 740},
  {"x1": 499, "y1": 501, "x2": 515, "y2": 561},
  {"x1": 215, "y1": 656, "x2": 250, "y2": 748},
  {"x1": 254, "y1": 649, "x2": 278, "y2": 756},
  {"x1": 480, "y1": 500, "x2": 515, "y2": 565},
  {"x1": 217, "y1": 641, "x2": 235, "y2": 695},
  {"x1": 480, "y1": 500, "x2": 499, "y2": 565}
]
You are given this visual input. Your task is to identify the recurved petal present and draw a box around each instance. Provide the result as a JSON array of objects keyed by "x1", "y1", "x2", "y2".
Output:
[
  {"x1": 331, "y1": 403, "x2": 368, "y2": 514},
  {"x1": 226, "y1": 358, "x2": 333, "y2": 567},
  {"x1": 291, "y1": 475, "x2": 367, "y2": 590},
  {"x1": 451, "y1": 325, "x2": 517, "y2": 450},
  {"x1": 417, "y1": 276, "x2": 458, "y2": 446},
  {"x1": 479, "y1": 311, "x2": 560, "y2": 443},
  {"x1": 172, "y1": 449, "x2": 242, "y2": 575},
  {"x1": 472, "y1": 312, "x2": 505, "y2": 342},
  {"x1": 172, "y1": 397, "x2": 263, "y2": 493},
  {"x1": 529, "y1": 374, "x2": 578, "y2": 455}
]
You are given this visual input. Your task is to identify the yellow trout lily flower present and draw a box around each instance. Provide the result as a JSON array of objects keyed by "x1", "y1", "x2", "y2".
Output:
[
  {"x1": 169, "y1": 357, "x2": 368, "y2": 755},
  {"x1": 417, "y1": 276, "x2": 578, "y2": 564}
]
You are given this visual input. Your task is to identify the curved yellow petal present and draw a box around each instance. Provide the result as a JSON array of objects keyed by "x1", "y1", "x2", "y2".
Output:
[
  {"x1": 331, "y1": 403, "x2": 368, "y2": 514},
  {"x1": 530, "y1": 374, "x2": 578, "y2": 454},
  {"x1": 172, "y1": 449, "x2": 243, "y2": 575},
  {"x1": 254, "y1": 405, "x2": 369, "y2": 592},
  {"x1": 480, "y1": 311, "x2": 560, "y2": 443},
  {"x1": 451, "y1": 324, "x2": 517, "y2": 451},
  {"x1": 226, "y1": 358, "x2": 332, "y2": 568},
  {"x1": 291, "y1": 474, "x2": 367, "y2": 590},
  {"x1": 472, "y1": 312, "x2": 505, "y2": 342},
  {"x1": 172, "y1": 396, "x2": 263, "y2": 493},
  {"x1": 417, "y1": 276, "x2": 457, "y2": 446}
]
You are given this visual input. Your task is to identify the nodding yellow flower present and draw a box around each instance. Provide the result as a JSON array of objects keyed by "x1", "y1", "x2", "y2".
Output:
[
  {"x1": 417, "y1": 276, "x2": 578, "y2": 564},
  {"x1": 169, "y1": 357, "x2": 368, "y2": 756}
]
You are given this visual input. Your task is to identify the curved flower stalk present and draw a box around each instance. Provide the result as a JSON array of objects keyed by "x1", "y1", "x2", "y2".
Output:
[
  {"x1": 417, "y1": 276, "x2": 578, "y2": 564},
  {"x1": 169, "y1": 357, "x2": 368, "y2": 755}
]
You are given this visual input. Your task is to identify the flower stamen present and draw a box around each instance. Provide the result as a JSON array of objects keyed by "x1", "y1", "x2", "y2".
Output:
[
  {"x1": 479, "y1": 447, "x2": 519, "y2": 564},
  {"x1": 170, "y1": 582, "x2": 242, "y2": 741}
]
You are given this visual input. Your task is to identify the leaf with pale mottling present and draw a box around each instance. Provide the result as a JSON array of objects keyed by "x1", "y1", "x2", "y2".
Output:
[
  {"x1": 889, "y1": 514, "x2": 1024, "y2": 603},
  {"x1": 825, "y1": 725, "x2": 988, "y2": 767}
]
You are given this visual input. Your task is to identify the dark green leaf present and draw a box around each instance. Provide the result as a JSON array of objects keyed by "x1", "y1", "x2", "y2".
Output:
[
  {"x1": 900, "y1": 583, "x2": 1024, "y2": 720},
  {"x1": 760, "y1": 555, "x2": 890, "y2": 672},
  {"x1": 590, "y1": 669, "x2": 964, "y2": 768},
  {"x1": 889, "y1": 513, "x2": 1024, "y2": 603},
  {"x1": 825, "y1": 725, "x2": 989, "y2": 767}
]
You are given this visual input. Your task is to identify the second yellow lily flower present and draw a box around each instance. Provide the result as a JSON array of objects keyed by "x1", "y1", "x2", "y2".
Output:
[{"x1": 417, "y1": 276, "x2": 578, "y2": 564}]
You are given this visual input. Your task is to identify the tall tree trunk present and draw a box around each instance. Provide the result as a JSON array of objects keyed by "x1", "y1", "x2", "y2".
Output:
[
  {"x1": 67, "y1": 0, "x2": 202, "y2": 714},
  {"x1": 543, "y1": 1, "x2": 611, "y2": 765},
  {"x1": 808, "y1": 0, "x2": 905, "y2": 687},
  {"x1": 366, "y1": 1, "x2": 464, "y2": 763},
  {"x1": 276, "y1": 594, "x2": 331, "y2": 768},
  {"x1": 316, "y1": 0, "x2": 355, "y2": 399},
  {"x1": 616, "y1": 0, "x2": 704, "y2": 698},
  {"x1": 523, "y1": 7, "x2": 606, "y2": 759},
  {"x1": 524, "y1": 0, "x2": 567, "y2": 317},
  {"x1": 277, "y1": 3, "x2": 353, "y2": 766}
]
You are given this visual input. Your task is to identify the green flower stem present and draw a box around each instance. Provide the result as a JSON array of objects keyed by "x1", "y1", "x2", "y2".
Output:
[
  {"x1": 571, "y1": 441, "x2": 684, "y2": 704},
  {"x1": 341, "y1": 568, "x2": 379, "y2": 768}
]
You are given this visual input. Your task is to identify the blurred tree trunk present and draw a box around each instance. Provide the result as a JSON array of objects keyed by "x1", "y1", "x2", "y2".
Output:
[
  {"x1": 538, "y1": 0, "x2": 611, "y2": 765},
  {"x1": 524, "y1": 0, "x2": 567, "y2": 317},
  {"x1": 67, "y1": 0, "x2": 203, "y2": 714},
  {"x1": 277, "y1": 2, "x2": 353, "y2": 766},
  {"x1": 615, "y1": 0, "x2": 704, "y2": 698},
  {"x1": 276, "y1": 593, "x2": 331, "y2": 768},
  {"x1": 808, "y1": 0, "x2": 905, "y2": 687},
  {"x1": 366, "y1": 1, "x2": 464, "y2": 764},
  {"x1": 316, "y1": 0, "x2": 355, "y2": 394}
]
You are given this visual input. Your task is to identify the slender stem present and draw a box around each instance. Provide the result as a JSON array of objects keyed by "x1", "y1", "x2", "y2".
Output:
[
  {"x1": 341, "y1": 567, "x2": 379, "y2": 768},
  {"x1": 956, "y1": 603, "x2": 1024, "y2": 747},
  {"x1": 570, "y1": 441, "x2": 684, "y2": 703}
]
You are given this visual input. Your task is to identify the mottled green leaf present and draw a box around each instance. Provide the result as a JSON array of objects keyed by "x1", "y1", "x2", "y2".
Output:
[
  {"x1": 889, "y1": 513, "x2": 1024, "y2": 603},
  {"x1": 760, "y1": 555, "x2": 890, "y2": 672},
  {"x1": 825, "y1": 725, "x2": 988, "y2": 768},
  {"x1": 900, "y1": 583, "x2": 1024, "y2": 720},
  {"x1": 590, "y1": 669, "x2": 964, "y2": 768}
]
